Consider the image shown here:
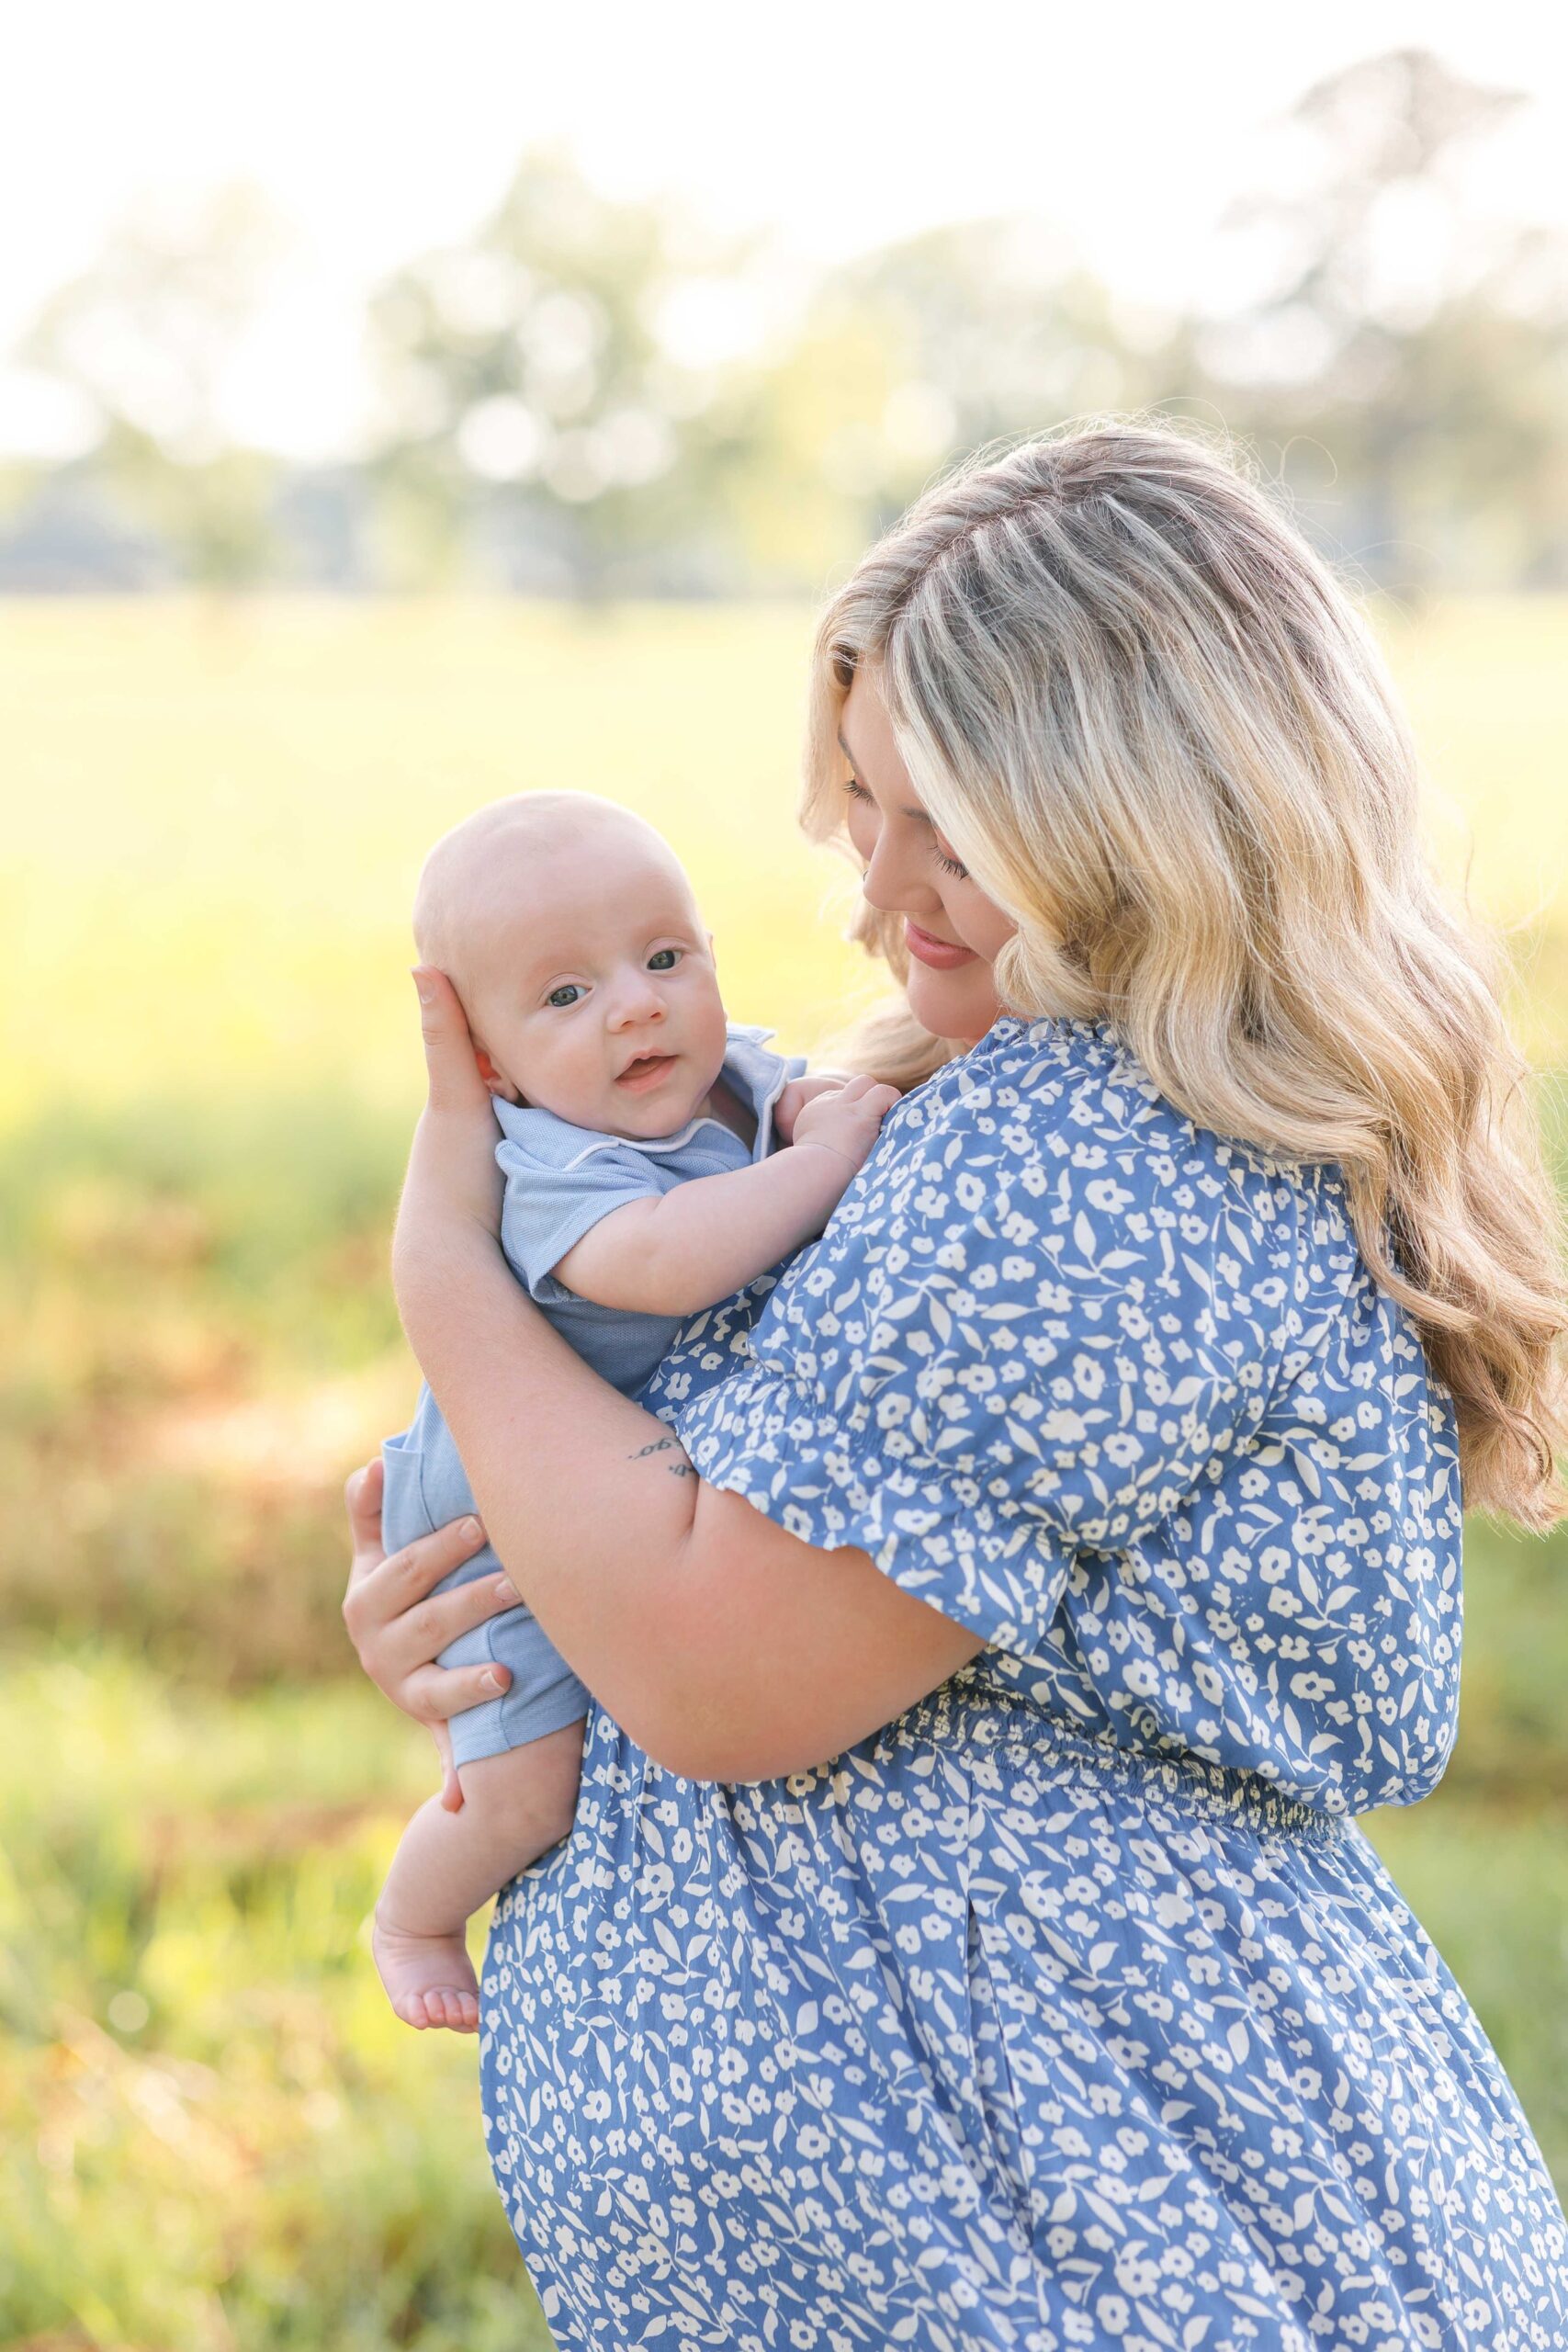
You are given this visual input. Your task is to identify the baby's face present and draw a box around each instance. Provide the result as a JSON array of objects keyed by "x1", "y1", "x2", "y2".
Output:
[{"x1": 466, "y1": 826, "x2": 730, "y2": 1136}]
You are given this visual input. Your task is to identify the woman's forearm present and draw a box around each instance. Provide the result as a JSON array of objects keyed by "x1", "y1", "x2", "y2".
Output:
[
  {"x1": 395, "y1": 1225, "x2": 981, "y2": 1779},
  {"x1": 397, "y1": 1219, "x2": 706, "y2": 1747}
]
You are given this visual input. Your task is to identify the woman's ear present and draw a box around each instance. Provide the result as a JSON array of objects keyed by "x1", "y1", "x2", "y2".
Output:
[{"x1": 474, "y1": 1046, "x2": 522, "y2": 1105}]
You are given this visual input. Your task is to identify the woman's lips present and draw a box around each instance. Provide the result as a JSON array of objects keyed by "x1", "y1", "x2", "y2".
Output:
[
  {"x1": 616, "y1": 1052, "x2": 678, "y2": 1091},
  {"x1": 905, "y1": 919, "x2": 977, "y2": 970}
]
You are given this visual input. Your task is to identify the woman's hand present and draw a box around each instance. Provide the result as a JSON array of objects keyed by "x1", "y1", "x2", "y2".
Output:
[
  {"x1": 343, "y1": 1456, "x2": 517, "y2": 1811},
  {"x1": 392, "y1": 967, "x2": 507, "y2": 1351}
]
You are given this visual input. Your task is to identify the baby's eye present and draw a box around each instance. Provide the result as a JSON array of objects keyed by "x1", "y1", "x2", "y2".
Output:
[
  {"x1": 647, "y1": 947, "x2": 682, "y2": 971},
  {"x1": 547, "y1": 983, "x2": 585, "y2": 1008},
  {"x1": 842, "y1": 775, "x2": 873, "y2": 803}
]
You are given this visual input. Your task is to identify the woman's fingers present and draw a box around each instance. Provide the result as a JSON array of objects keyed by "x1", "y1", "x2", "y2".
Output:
[
  {"x1": 388, "y1": 1565, "x2": 519, "y2": 1681},
  {"x1": 341, "y1": 1466, "x2": 517, "y2": 1725},
  {"x1": 381, "y1": 1513, "x2": 493, "y2": 1611},
  {"x1": 343, "y1": 1460, "x2": 516, "y2": 1736},
  {"x1": 350, "y1": 1523, "x2": 495, "y2": 1656},
  {"x1": 393, "y1": 969, "x2": 506, "y2": 1293},
  {"x1": 412, "y1": 966, "x2": 492, "y2": 1117},
  {"x1": 344, "y1": 1457, "x2": 385, "y2": 1576},
  {"x1": 404, "y1": 1658, "x2": 513, "y2": 1727},
  {"x1": 343, "y1": 1508, "x2": 498, "y2": 1663}
]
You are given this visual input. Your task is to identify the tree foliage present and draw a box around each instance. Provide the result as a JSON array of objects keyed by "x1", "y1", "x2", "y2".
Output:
[
  {"x1": 366, "y1": 149, "x2": 750, "y2": 594},
  {"x1": 1201, "y1": 49, "x2": 1568, "y2": 592},
  {"x1": 20, "y1": 185, "x2": 283, "y2": 592},
  {"x1": 7, "y1": 52, "x2": 1568, "y2": 596}
]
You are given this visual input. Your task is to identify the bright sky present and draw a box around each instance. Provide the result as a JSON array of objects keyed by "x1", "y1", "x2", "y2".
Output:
[{"x1": 6, "y1": 0, "x2": 1564, "y2": 458}]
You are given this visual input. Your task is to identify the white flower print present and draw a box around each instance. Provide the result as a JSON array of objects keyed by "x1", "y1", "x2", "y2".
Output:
[{"x1": 476, "y1": 1017, "x2": 1566, "y2": 2352}]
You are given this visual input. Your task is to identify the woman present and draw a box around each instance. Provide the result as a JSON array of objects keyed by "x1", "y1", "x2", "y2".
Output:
[{"x1": 344, "y1": 423, "x2": 1568, "y2": 2350}]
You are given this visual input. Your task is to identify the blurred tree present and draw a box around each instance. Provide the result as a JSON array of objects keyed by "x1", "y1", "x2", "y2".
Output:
[
  {"x1": 1203, "y1": 48, "x2": 1568, "y2": 594},
  {"x1": 0, "y1": 457, "x2": 36, "y2": 526},
  {"x1": 366, "y1": 148, "x2": 755, "y2": 597},
  {"x1": 9, "y1": 59, "x2": 1566, "y2": 601},
  {"x1": 19, "y1": 185, "x2": 283, "y2": 594},
  {"x1": 724, "y1": 220, "x2": 1150, "y2": 582}
]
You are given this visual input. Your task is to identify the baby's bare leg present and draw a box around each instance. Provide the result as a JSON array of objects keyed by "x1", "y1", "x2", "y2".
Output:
[{"x1": 373, "y1": 1716, "x2": 584, "y2": 2033}]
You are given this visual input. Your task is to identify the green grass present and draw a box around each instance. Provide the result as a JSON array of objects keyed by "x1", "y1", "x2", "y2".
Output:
[
  {"x1": 1364, "y1": 1794, "x2": 1568, "y2": 2195},
  {"x1": 0, "y1": 598, "x2": 884, "y2": 1131},
  {"x1": 0, "y1": 1656, "x2": 549, "y2": 2352},
  {"x1": 4, "y1": 595, "x2": 1566, "y2": 2346}
]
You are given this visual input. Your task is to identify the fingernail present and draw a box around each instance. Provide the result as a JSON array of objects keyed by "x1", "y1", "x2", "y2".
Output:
[
  {"x1": 479, "y1": 1668, "x2": 503, "y2": 1693},
  {"x1": 494, "y1": 1577, "x2": 519, "y2": 1604},
  {"x1": 461, "y1": 1517, "x2": 484, "y2": 1544},
  {"x1": 411, "y1": 967, "x2": 435, "y2": 1006}
]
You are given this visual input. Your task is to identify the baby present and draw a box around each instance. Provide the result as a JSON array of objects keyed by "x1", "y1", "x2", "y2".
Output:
[{"x1": 373, "y1": 790, "x2": 897, "y2": 2031}]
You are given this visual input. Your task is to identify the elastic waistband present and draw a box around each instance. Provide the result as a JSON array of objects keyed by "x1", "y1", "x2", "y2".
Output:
[{"x1": 918, "y1": 1686, "x2": 1348, "y2": 1843}]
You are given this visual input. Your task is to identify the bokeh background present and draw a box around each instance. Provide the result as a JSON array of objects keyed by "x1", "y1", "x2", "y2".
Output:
[{"x1": 5, "y1": 6, "x2": 1567, "y2": 2345}]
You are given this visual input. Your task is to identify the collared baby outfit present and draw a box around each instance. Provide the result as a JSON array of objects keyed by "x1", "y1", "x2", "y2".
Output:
[{"x1": 380, "y1": 1023, "x2": 805, "y2": 1767}]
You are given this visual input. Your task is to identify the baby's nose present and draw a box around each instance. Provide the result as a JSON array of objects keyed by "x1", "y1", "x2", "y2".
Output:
[{"x1": 606, "y1": 974, "x2": 666, "y2": 1026}]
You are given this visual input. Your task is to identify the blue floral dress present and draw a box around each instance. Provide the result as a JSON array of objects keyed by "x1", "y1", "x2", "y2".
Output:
[{"x1": 478, "y1": 1015, "x2": 1568, "y2": 2352}]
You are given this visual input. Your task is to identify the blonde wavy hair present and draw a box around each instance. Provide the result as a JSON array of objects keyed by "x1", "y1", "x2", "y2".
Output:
[{"x1": 805, "y1": 418, "x2": 1568, "y2": 1530}]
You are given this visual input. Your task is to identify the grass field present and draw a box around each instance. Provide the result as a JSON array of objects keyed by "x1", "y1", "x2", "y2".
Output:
[{"x1": 5, "y1": 596, "x2": 1567, "y2": 2348}]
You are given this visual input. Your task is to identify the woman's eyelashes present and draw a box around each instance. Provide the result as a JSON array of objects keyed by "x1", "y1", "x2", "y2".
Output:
[{"x1": 844, "y1": 772, "x2": 969, "y2": 880}]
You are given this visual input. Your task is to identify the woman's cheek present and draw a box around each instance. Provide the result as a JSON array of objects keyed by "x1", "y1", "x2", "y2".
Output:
[{"x1": 952, "y1": 885, "x2": 1017, "y2": 963}]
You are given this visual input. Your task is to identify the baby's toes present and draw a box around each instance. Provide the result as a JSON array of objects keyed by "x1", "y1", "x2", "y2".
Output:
[
  {"x1": 425, "y1": 1985, "x2": 474, "y2": 2033},
  {"x1": 393, "y1": 1990, "x2": 433, "y2": 2030}
]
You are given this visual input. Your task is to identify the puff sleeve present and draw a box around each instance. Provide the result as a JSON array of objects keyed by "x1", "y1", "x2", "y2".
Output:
[{"x1": 669, "y1": 1021, "x2": 1289, "y2": 1664}]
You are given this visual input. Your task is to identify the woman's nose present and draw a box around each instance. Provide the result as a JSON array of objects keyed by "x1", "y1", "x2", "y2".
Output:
[{"x1": 862, "y1": 828, "x2": 937, "y2": 917}]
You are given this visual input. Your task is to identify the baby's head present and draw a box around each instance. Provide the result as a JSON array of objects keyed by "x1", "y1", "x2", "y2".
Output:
[{"x1": 414, "y1": 793, "x2": 730, "y2": 1136}]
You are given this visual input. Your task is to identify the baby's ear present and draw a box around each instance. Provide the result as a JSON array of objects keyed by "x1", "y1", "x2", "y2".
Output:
[{"x1": 474, "y1": 1046, "x2": 521, "y2": 1105}]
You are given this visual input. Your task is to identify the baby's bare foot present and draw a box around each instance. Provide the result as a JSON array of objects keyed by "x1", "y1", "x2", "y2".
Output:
[{"x1": 373, "y1": 1912, "x2": 479, "y2": 2033}]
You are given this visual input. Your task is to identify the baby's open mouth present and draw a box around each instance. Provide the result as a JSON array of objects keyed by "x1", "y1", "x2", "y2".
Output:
[{"x1": 616, "y1": 1052, "x2": 677, "y2": 1090}]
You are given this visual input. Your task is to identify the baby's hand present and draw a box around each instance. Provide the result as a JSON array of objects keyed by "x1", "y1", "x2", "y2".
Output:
[
  {"x1": 791, "y1": 1075, "x2": 901, "y2": 1173},
  {"x1": 774, "y1": 1071, "x2": 853, "y2": 1143}
]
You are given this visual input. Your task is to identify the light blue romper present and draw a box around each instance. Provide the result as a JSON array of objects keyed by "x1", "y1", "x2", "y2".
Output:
[{"x1": 380, "y1": 1023, "x2": 805, "y2": 1768}]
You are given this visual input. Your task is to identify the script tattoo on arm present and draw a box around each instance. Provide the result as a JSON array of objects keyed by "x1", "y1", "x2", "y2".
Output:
[{"x1": 628, "y1": 1434, "x2": 696, "y2": 1480}]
